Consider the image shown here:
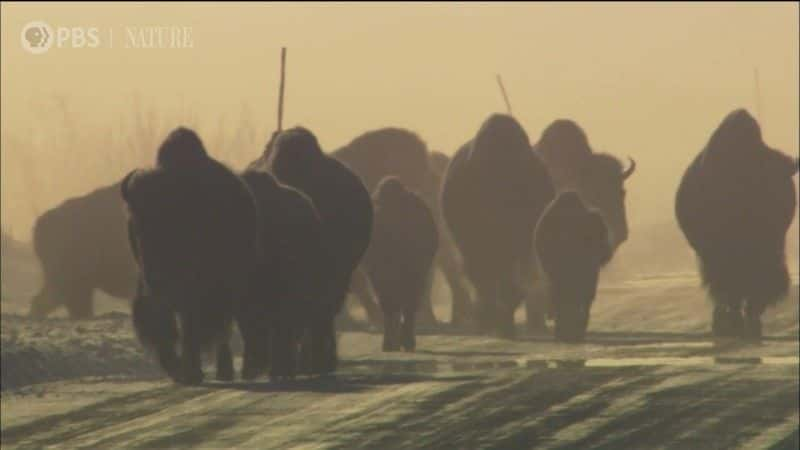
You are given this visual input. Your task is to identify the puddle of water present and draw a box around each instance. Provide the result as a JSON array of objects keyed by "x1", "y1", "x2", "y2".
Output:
[
  {"x1": 626, "y1": 342, "x2": 713, "y2": 350},
  {"x1": 347, "y1": 355, "x2": 799, "y2": 375},
  {"x1": 528, "y1": 356, "x2": 799, "y2": 369}
]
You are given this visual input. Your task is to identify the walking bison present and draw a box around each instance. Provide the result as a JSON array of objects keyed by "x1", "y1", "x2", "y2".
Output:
[
  {"x1": 332, "y1": 129, "x2": 472, "y2": 327},
  {"x1": 268, "y1": 127, "x2": 374, "y2": 374},
  {"x1": 122, "y1": 127, "x2": 259, "y2": 384},
  {"x1": 535, "y1": 191, "x2": 612, "y2": 342},
  {"x1": 675, "y1": 109, "x2": 799, "y2": 339},
  {"x1": 441, "y1": 114, "x2": 555, "y2": 338},
  {"x1": 363, "y1": 176, "x2": 439, "y2": 352},
  {"x1": 529, "y1": 119, "x2": 635, "y2": 331},
  {"x1": 30, "y1": 182, "x2": 137, "y2": 319},
  {"x1": 239, "y1": 168, "x2": 325, "y2": 379}
]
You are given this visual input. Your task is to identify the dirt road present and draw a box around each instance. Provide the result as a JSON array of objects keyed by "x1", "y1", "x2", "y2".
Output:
[{"x1": 2, "y1": 274, "x2": 798, "y2": 449}]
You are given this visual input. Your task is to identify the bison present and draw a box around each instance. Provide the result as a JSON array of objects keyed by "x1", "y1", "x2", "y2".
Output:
[
  {"x1": 267, "y1": 127, "x2": 374, "y2": 374},
  {"x1": 363, "y1": 176, "x2": 439, "y2": 352},
  {"x1": 528, "y1": 119, "x2": 635, "y2": 331},
  {"x1": 441, "y1": 114, "x2": 555, "y2": 338},
  {"x1": 675, "y1": 109, "x2": 798, "y2": 339},
  {"x1": 30, "y1": 182, "x2": 137, "y2": 319},
  {"x1": 239, "y1": 168, "x2": 325, "y2": 379},
  {"x1": 122, "y1": 127, "x2": 259, "y2": 384},
  {"x1": 535, "y1": 191, "x2": 612, "y2": 342},
  {"x1": 331, "y1": 129, "x2": 472, "y2": 327}
]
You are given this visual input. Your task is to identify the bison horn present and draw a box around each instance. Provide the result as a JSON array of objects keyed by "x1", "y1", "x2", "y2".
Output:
[
  {"x1": 621, "y1": 157, "x2": 636, "y2": 180},
  {"x1": 120, "y1": 169, "x2": 138, "y2": 203}
]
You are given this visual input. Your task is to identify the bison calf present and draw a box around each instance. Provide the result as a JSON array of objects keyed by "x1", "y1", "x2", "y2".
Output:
[
  {"x1": 122, "y1": 127, "x2": 258, "y2": 385},
  {"x1": 535, "y1": 191, "x2": 611, "y2": 343},
  {"x1": 363, "y1": 177, "x2": 438, "y2": 352}
]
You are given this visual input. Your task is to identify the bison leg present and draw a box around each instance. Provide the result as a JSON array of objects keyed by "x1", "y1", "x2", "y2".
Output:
[
  {"x1": 270, "y1": 320, "x2": 298, "y2": 380},
  {"x1": 571, "y1": 304, "x2": 591, "y2": 343},
  {"x1": 63, "y1": 284, "x2": 94, "y2": 319},
  {"x1": 416, "y1": 270, "x2": 438, "y2": 328},
  {"x1": 349, "y1": 267, "x2": 383, "y2": 327},
  {"x1": 382, "y1": 309, "x2": 400, "y2": 352},
  {"x1": 401, "y1": 304, "x2": 417, "y2": 352},
  {"x1": 437, "y1": 247, "x2": 472, "y2": 327},
  {"x1": 496, "y1": 283, "x2": 518, "y2": 340},
  {"x1": 297, "y1": 328, "x2": 313, "y2": 376},
  {"x1": 711, "y1": 303, "x2": 744, "y2": 338},
  {"x1": 179, "y1": 313, "x2": 205, "y2": 385},
  {"x1": 743, "y1": 299, "x2": 766, "y2": 341},
  {"x1": 321, "y1": 315, "x2": 339, "y2": 374},
  {"x1": 132, "y1": 293, "x2": 181, "y2": 381},
  {"x1": 239, "y1": 322, "x2": 270, "y2": 380},
  {"x1": 474, "y1": 285, "x2": 496, "y2": 336},
  {"x1": 310, "y1": 314, "x2": 338, "y2": 375},
  {"x1": 29, "y1": 284, "x2": 61, "y2": 318},
  {"x1": 552, "y1": 286, "x2": 574, "y2": 343},
  {"x1": 525, "y1": 290, "x2": 549, "y2": 335},
  {"x1": 216, "y1": 341, "x2": 234, "y2": 382}
]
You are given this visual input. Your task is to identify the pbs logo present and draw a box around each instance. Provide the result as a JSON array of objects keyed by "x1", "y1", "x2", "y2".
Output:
[{"x1": 21, "y1": 21, "x2": 54, "y2": 55}]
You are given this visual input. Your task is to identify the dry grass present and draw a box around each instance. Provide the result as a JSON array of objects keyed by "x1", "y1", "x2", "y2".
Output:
[{"x1": 1, "y1": 94, "x2": 271, "y2": 242}]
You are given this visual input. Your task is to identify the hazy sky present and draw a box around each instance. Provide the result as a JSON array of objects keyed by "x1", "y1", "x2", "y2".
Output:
[{"x1": 1, "y1": 2, "x2": 798, "y2": 239}]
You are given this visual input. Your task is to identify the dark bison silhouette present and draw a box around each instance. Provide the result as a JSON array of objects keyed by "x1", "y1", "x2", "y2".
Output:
[
  {"x1": 535, "y1": 191, "x2": 612, "y2": 342},
  {"x1": 363, "y1": 176, "x2": 439, "y2": 352},
  {"x1": 331, "y1": 129, "x2": 472, "y2": 327},
  {"x1": 529, "y1": 120, "x2": 635, "y2": 331},
  {"x1": 442, "y1": 114, "x2": 555, "y2": 338},
  {"x1": 675, "y1": 109, "x2": 799, "y2": 339},
  {"x1": 30, "y1": 182, "x2": 137, "y2": 319},
  {"x1": 239, "y1": 168, "x2": 325, "y2": 379},
  {"x1": 237, "y1": 169, "x2": 324, "y2": 379},
  {"x1": 268, "y1": 127, "x2": 374, "y2": 374},
  {"x1": 122, "y1": 127, "x2": 259, "y2": 385}
]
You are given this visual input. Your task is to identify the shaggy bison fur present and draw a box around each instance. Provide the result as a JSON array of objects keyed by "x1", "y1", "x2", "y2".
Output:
[
  {"x1": 269, "y1": 127, "x2": 374, "y2": 374},
  {"x1": 30, "y1": 182, "x2": 137, "y2": 319},
  {"x1": 535, "y1": 191, "x2": 612, "y2": 342},
  {"x1": 363, "y1": 176, "x2": 439, "y2": 352},
  {"x1": 441, "y1": 114, "x2": 555, "y2": 338},
  {"x1": 675, "y1": 109, "x2": 799, "y2": 339},
  {"x1": 239, "y1": 168, "x2": 325, "y2": 379},
  {"x1": 122, "y1": 127, "x2": 259, "y2": 384}
]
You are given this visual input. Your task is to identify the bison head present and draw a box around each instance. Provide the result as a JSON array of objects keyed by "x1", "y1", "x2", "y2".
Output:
[
  {"x1": 270, "y1": 127, "x2": 325, "y2": 189},
  {"x1": 156, "y1": 127, "x2": 209, "y2": 168},
  {"x1": 578, "y1": 154, "x2": 635, "y2": 249}
]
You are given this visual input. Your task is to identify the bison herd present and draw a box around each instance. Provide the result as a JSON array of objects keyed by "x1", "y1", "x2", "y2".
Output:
[{"x1": 27, "y1": 109, "x2": 798, "y2": 385}]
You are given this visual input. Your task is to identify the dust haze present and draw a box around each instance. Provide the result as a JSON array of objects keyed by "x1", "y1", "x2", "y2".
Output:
[
  {"x1": 2, "y1": 3, "x2": 797, "y2": 273},
  {"x1": 2, "y1": 4, "x2": 799, "y2": 449},
  {"x1": 3, "y1": 3, "x2": 797, "y2": 277}
]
